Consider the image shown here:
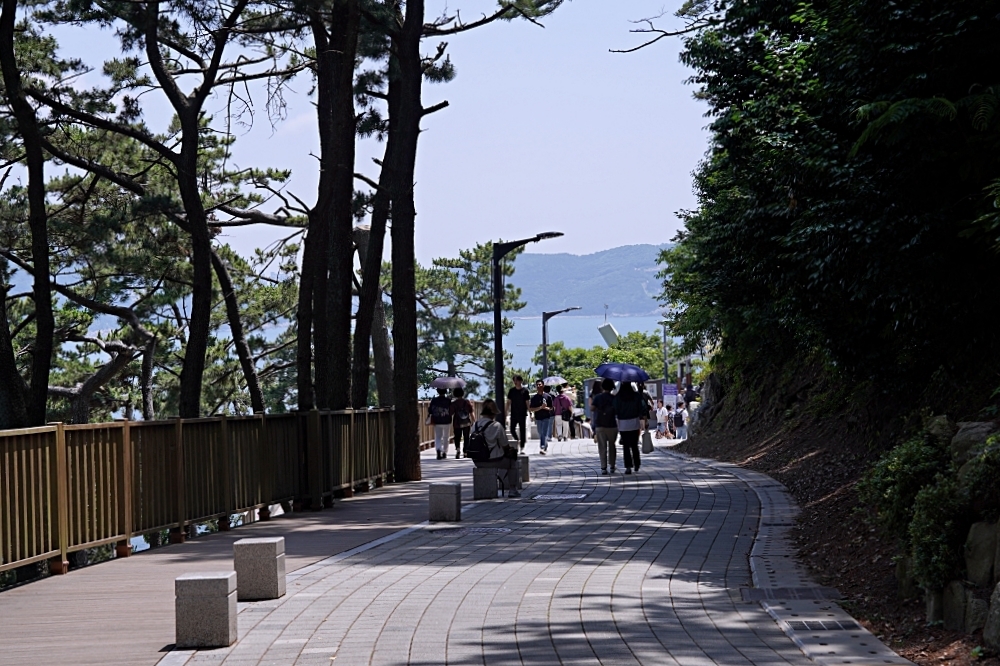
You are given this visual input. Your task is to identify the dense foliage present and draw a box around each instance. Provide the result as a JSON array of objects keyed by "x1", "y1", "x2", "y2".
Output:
[{"x1": 660, "y1": 0, "x2": 1000, "y2": 410}]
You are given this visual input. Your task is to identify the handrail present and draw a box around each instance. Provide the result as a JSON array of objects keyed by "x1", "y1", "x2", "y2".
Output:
[{"x1": 0, "y1": 408, "x2": 395, "y2": 576}]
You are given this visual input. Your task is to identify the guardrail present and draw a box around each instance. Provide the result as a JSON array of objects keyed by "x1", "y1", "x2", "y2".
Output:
[{"x1": 0, "y1": 408, "x2": 394, "y2": 575}]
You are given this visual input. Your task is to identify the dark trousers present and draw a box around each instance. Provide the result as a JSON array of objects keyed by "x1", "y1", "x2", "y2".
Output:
[
  {"x1": 453, "y1": 426, "x2": 470, "y2": 455},
  {"x1": 620, "y1": 429, "x2": 641, "y2": 470},
  {"x1": 510, "y1": 416, "x2": 527, "y2": 446}
]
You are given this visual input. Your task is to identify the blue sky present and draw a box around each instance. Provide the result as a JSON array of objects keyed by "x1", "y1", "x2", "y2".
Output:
[{"x1": 39, "y1": 1, "x2": 709, "y2": 265}]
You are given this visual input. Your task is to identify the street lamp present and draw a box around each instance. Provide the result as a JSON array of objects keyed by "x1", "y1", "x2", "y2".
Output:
[
  {"x1": 493, "y1": 232, "x2": 564, "y2": 422},
  {"x1": 541, "y1": 306, "x2": 581, "y2": 378}
]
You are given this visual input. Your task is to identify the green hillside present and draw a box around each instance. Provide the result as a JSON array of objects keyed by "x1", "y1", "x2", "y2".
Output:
[{"x1": 510, "y1": 244, "x2": 670, "y2": 317}]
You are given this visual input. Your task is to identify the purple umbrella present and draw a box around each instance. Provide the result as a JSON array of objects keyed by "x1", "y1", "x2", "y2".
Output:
[{"x1": 430, "y1": 376, "x2": 466, "y2": 389}]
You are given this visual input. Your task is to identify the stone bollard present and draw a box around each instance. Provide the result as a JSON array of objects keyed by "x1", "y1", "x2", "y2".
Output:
[
  {"x1": 429, "y1": 483, "x2": 461, "y2": 521},
  {"x1": 234, "y1": 537, "x2": 286, "y2": 601},
  {"x1": 518, "y1": 455, "x2": 530, "y2": 483},
  {"x1": 473, "y1": 468, "x2": 498, "y2": 500},
  {"x1": 175, "y1": 571, "x2": 238, "y2": 648}
]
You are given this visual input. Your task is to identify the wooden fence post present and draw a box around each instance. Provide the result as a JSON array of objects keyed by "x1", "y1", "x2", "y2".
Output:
[
  {"x1": 170, "y1": 418, "x2": 186, "y2": 543},
  {"x1": 258, "y1": 414, "x2": 272, "y2": 521},
  {"x1": 48, "y1": 423, "x2": 69, "y2": 575},
  {"x1": 307, "y1": 410, "x2": 324, "y2": 511},
  {"x1": 116, "y1": 419, "x2": 133, "y2": 558},
  {"x1": 219, "y1": 415, "x2": 232, "y2": 530}
]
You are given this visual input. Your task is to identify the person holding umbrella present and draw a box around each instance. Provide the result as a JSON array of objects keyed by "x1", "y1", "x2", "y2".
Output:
[
  {"x1": 595, "y1": 363, "x2": 650, "y2": 474},
  {"x1": 428, "y1": 376, "x2": 464, "y2": 459},
  {"x1": 614, "y1": 381, "x2": 644, "y2": 474},
  {"x1": 529, "y1": 379, "x2": 554, "y2": 454}
]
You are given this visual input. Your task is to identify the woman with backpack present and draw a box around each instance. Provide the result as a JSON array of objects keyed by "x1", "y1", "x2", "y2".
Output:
[
  {"x1": 450, "y1": 387, "x2": 475, "y2": 459},
  {"x1": 468, "y1": 399, "x2": 521, "y2": 496},
  {"x1": 613, "y1": 382, "x2": 644, "y2": 474}
]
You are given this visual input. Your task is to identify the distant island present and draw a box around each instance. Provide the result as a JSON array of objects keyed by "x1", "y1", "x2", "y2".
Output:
[{"x1": 511, "y1": 244, "x2": 671, "y2": 317}]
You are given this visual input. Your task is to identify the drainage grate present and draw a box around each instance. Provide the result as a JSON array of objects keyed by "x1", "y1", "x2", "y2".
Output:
[
  {"x1": 741, "y1": 587, "x2": 842, "y2": 601},
  {"x1": 533, "y1": 494, "x2": 588, "y2": 500},
  {"x1": 432, "y1": 527, "x2": 512, "y2": 536},
  {"x1": 787, "y1": 620, "x2": 861, "y2": 631}
]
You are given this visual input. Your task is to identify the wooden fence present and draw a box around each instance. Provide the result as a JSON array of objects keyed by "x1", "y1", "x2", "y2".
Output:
[{"x1": 0, "y1": 408, "x2": 394, "y2": 576}]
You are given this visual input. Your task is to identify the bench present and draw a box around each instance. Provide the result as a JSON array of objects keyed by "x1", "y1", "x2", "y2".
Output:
[{"x1": 175, "y1": 571, "x2": 238, "y2": 648}]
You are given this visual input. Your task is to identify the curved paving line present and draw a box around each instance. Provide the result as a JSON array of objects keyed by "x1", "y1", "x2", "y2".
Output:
[{"x1": 668, "y1": 450, "x2": 915, "y2": 666}]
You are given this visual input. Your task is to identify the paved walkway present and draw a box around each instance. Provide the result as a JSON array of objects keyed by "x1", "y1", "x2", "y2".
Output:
[
  {"x1": 2, "y1": 436, "x2": 909, "y2": 666},
  {"x1": 171, "y1": 439, "x2": 812, "y2": 666}
]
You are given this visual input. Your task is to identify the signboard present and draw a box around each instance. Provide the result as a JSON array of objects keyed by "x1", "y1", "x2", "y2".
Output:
[
  {"x1": 647, "y1": 384, "x2": 658, "y2": 398},
  {"x1": 663, "y1": 384, "x2": 678, "y2": 396}
]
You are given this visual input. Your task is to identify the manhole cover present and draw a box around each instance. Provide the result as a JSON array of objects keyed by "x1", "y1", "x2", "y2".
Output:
[{"x1": 533, "y1": 494, "x2": 588, "y2": 500}]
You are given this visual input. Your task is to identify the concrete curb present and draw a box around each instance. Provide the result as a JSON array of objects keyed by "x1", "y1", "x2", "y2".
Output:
[{"x1": 663, "y1": 448, "x2": 915, "y2": 666}]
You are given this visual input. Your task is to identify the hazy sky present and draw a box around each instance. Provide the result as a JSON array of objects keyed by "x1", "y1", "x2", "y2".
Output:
[
  {"x1": 43, "y1": 1, "x2": 709, "y2": 266},
  {"x1": 217, "y1": 0, "x2": 710, "y2": 264}
]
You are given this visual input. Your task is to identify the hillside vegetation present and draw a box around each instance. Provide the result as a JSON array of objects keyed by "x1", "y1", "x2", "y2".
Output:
[{"x1": 660, "y1": 1, "x2": 1000, "y2": 662}]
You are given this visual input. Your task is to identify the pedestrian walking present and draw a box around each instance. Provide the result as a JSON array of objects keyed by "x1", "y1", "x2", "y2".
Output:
[
  {"x1": 614, "y1": 382, "x2": 644, "y2": 474},
  {"x1": 674, "y1": 401, "x2": 690, "y2": 440},
  {"x1": 450, "y1": 387, "x2": 474, "y2": 459},
  {"x1": 506, "y1": 375, "x2": 531, "y2": 451},
  {"x1": 429, "y1": 388, "x2": 453, "y2": 459},
  {"x1": 591, "y1": 378, "x2": 618, "y2": 474},
  {"x1": 529, "y1": 380, "x2": 554, "y2": 454},
  {"x1": 655, "y1": 399, "x2": 668, "y2": 439},
  {"x1": 589, "y1": 379, "x2": 604, "y2": 443},
  {"x1": 553, "y1": 387, "x2": 573, "y2": 442},
  {"x1": 664, "y1": 404, "x2": 676, "y2": 438},
  {"x1": 637, "y1": 381, "x2": 653, "y2": 432},
  {"x1": 470, "y1": 399, "x2": 520, "y2": 497}
]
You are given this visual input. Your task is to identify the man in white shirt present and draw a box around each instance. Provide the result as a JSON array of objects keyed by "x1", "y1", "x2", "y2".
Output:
[{"x1": 655, "y1": 400, "x2": 669, "y2": 439}]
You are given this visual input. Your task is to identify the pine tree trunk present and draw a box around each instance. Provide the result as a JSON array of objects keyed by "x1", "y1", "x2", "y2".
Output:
[
  {"x1": 389, "y1": 0, "x2": 425, "y2": 482},
  {"x1": 353, "y1": 225, "x2": 394, "y2": 407},
  {"x1": 212, "y1": 250, "x2": 264, "y2": 413},
  {"x1": 0, "y1": 280, "x2": 27, "y2": 429},
  {"x1": 1, "y1": 0, "x2": 54, "y2": 426},
  {"x1": 176, "y1": 136, "x2": 213, "y2": 419},
  {"x1": 323, "y1": 0, "x2": 360, "y2": 411}
]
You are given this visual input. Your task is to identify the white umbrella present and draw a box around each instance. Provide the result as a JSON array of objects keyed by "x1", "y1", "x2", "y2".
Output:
[{"x1": 542, "y1": 376, "x2": 567, "y2": 386}]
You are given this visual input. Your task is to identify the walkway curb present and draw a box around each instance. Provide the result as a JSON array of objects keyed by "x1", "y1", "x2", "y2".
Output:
[{"x1": 667, "y1": 449, "x2": 914, "y2": 666}]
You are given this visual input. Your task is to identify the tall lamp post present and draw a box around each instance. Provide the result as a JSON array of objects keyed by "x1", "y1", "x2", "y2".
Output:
[
  {"x1": 493, "y1": 232, "x2": 563, "y2": 423},
  {"x1": 541, "y1": 306, "x2": 581, "y2": 378}
]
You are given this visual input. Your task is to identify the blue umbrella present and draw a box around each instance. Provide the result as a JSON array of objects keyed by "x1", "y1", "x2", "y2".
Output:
[{"x1": 594, "y1": 362, "x2": 650, "y2": 383}]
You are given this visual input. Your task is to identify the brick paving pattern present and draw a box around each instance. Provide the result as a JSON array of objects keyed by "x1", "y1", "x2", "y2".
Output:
[{"x1": 177, "y1": 439, "x2": 812, "y2": 666}]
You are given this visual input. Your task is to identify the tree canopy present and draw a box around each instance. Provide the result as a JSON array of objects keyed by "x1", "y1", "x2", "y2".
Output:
[{"x1": 659, "y1": 0, "x2": 1000, "y2": 413}]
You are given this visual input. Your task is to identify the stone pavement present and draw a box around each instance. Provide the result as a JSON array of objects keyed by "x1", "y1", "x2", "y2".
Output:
[{"x1": 167, "y1": 439, "x2": 817, "y2": 666}]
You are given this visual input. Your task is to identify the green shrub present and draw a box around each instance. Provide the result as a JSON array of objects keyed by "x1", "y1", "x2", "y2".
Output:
[
  {"x1": 961, "y1": 435, "x2": 1000, "y2": 522},
  {"x1": 909, "y1": 474, "x2": 971, "y2": 589},
  {"x1": 858, "y1": 435, "x2": 950, "y2": 540}
]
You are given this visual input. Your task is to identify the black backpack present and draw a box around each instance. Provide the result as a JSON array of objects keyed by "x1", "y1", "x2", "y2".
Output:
[
  {"x1": 465, "y1": 422, "x2": 492, "y2": 462},
  {"x1": 674, "y1": 411, "x2": 685, "y2": 427}
]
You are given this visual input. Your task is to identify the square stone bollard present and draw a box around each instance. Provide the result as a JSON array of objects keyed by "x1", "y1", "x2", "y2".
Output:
[
  {"x1": 175, "y1": 571, "x2": 238, "y2": 648},
  {"x1": 429, "y1": 483, "x2": 461, "y2": 521},
  {"x1": 473, "y1": 467, "x2": 499, "y2": 500},
  {"x1": 518, "y1": 455, "x2": 530, "y2": 483},
  {"x1": 234, "y1": 537, "x2": 286, "y2": 601}
]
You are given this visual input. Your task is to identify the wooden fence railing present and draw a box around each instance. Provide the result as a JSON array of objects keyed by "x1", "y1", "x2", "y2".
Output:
[{"x1": 0, "y1": 408, "x2": 394, "y2": 576}]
